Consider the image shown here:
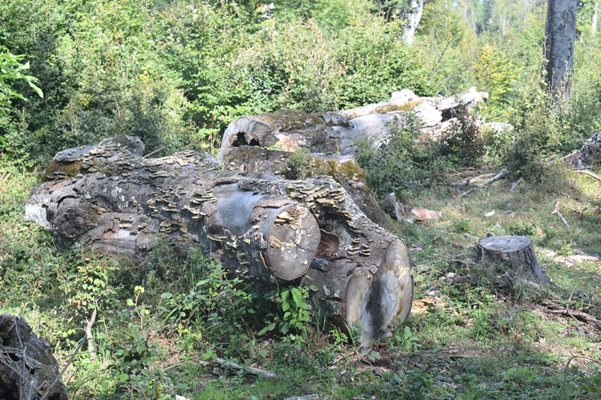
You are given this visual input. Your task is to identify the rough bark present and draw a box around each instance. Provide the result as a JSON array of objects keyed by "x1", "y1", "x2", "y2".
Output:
[
  {"x1": 402, "y1": 0, "x2": 425, "y2": 45},
  {"x1": 217, "y1": 88, "x2": 488, "y2": 162},
  {"x1": 0, "y1": 314, "x2": 68, "y2": 400},
  {"x1": 476, "y1": 236, "x2": 551, "y2": 285},
  {"x1": 221, "y1": 146, "x2": 391, "y2": 228},
  {"x1": 26, "y1": 137, "x2": 413, "y2": 342},
  {"x1": 544, "y1": 0, "x2": 577, "y2": 97}
]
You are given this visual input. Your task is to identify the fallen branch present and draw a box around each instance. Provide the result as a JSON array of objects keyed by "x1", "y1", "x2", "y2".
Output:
[
  {"x1": 142, "y1": 145, "x2": 166, "y2": 159},
  {"x1": 510, "y1": 178, "x2": 524, "y2": 192},
  {"x1": 575, "y1": 169, "x2": 601, "y2": 183},
  {"x1": 450, "y1": 168, "x2": 508, "y2": 188},
  {"x1": 84, "y1": 309, "x2": 97, "y2": 363},
  {"x1": 552, "y1": 201, "x2": 570, "y2": 228},
  {"x1": 200, "y1": 357, "x2": 277, "y2": 379},
  {"x1": 541, "y1": 301, "x2": 601, "y2": 330}
]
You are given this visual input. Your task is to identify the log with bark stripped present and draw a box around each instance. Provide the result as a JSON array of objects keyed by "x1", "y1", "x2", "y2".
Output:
[{"x1": 26, "y1": 137, "x2": 412, "y2": 342}]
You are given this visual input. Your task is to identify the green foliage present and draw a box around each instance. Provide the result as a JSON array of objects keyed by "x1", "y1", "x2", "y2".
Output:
[
  {"x1": 0, "y1": 47, "x2": 43, "y2": 157},
  {"x1": 259, "y1": 285, "x2": 314, "y2": 337},
  {"x1": 158, "y1": 249, "x2": 253, "y2": 334},
  {"x1": 473, "y1": 44, "x2": 518, "y2": 115}
]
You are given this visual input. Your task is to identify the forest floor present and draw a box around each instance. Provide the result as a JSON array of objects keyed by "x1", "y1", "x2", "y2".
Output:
[{"x1": 1, "y1": 161, "x2": 600, "y2": 399}]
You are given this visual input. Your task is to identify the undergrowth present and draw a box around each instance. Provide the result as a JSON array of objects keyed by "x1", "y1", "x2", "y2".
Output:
[{"x1": 2, "y1": 150, "x2": 601, "y2": 399}]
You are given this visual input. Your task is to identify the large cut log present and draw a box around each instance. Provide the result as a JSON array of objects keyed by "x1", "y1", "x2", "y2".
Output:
[
  {"x1": 26, "y1": 137, "x2": 413, "y2": 342},
  {"x1": 476, "y1": 236, "x2": 551, "y2": 285},
  {"x1": 217, "y1": 88, "x2": 488, "y2": 161},
  {"x1": 0, "y1": 314, "x2": 68, "y2": 400},
  {"x1": 221, "y1": 146, "x2": 391, "y2": 228}
]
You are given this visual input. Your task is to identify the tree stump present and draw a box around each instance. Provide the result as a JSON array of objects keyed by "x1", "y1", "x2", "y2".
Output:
[
  {"x1": 0, "y1": 314, "x2": 68, "y2": 400},
  {"x1": 476, "y1": 236, "x2": 551, "y2": 285},
  {"x1": 26, "y1": 136, "x2": 413, "y2": 342}
]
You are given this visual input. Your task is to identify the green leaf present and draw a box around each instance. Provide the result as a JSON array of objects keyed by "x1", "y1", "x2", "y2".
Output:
[
  {"x1": 26, "y1": 79, "x2": 43, "y2": 99},
  {"x1": 291, "y1": 287, "x2": 303, "y2": 305}
]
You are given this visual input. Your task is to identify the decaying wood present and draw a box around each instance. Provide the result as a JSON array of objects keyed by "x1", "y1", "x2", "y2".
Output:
[
  {"x1": 199, "y1": 357, "x2": 277, "y2": 379},
  {"x1": 221, "y1": 146, "x2": 391, "y2": 228},
  {"x1": 0, "y1": 314, "x2": 68, "y2": 400},
  {"x1": 26, "y1": 137, "x2": 413, "y2": 342},
  {"x1": 218, "y1": 88, "x2": 488, "y2": 161},
  {"x1": 476, "y1": 236, "x2": 551, "y2": 285},
  {"x1": 566, "y1": 132, "x2": 601, "y2": 168}
]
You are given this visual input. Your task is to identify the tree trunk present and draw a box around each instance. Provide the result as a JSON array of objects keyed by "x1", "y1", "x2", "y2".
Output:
[
  {"x1": 402, "y1": 0, "x2": 425, "y2": 45},
  {"x1": 217, "y1": 88, "x2": 488, "y2": 162},
  {"x1": 26, "y1": 137, "x2": 413, "y2": 342},
  {"x1": 0, "y1": 314, "x2": 68, "y2": 400},
  {"x1": 476, "y1": 236, "x2": 551, "y2": 285},
  {"x1": 593, "y1": 1, "x2": 599, "y2": 36},
  {"x1": 544, "y1": 0, "x2": 577, "y2": 98}
]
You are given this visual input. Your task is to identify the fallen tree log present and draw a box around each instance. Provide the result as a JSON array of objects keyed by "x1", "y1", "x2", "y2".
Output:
[
  {"x1": 217, "y1": 88, "x2": 488, "y2": 161},
  {"x1": 0, "y1": 314, "x2": 68, "y2": 400},
  {"x1": 26, "y1": 137, "x2": 412, "y2": 342}
]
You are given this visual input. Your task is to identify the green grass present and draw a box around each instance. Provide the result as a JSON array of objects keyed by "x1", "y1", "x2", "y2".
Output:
[{"x1": 1, "y1": 159, "x2": 600, "y2": 399}]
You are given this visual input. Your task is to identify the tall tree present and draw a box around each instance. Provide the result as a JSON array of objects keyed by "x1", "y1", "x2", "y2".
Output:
[
  {"x1": 544, "y1": 0, "x2": 577, "y2": 98},
  {"x1": 593, "y1": 0, "x2": 599, "y2": 35},
  {"x1": 402, "y1": 0, "x2": 425, "y2": 44}
]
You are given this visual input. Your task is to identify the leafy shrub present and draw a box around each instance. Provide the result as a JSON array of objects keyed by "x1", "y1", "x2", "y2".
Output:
[{"x1": 158, "y1": 249, "x2": 253, "y2": 334}]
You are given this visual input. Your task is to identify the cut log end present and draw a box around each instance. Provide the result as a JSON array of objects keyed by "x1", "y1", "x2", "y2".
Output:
[
  {"x1": 345, "y1": 239, "x2": 413, "y2": 343},
  {"x1": 266, "y1": 205, "x2": 321, "y2": 281}
]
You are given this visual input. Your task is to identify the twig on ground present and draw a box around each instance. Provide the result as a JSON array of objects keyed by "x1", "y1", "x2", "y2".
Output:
[{"x1": 552, "y1": 200, "x2": 570, "y2": 227}]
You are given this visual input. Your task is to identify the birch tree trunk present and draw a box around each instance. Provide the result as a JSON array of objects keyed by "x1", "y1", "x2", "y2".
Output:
[
  {"x1": 403, "y1": 0, "x2": 425, "y2": 45},
  {"x1": 592, "y1": 1, "x2": 599, "y2": 36}
]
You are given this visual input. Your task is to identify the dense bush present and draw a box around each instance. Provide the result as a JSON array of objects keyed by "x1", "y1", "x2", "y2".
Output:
[{"x1": 0, "y1": 0, "x2": 436, "y2": 166}]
